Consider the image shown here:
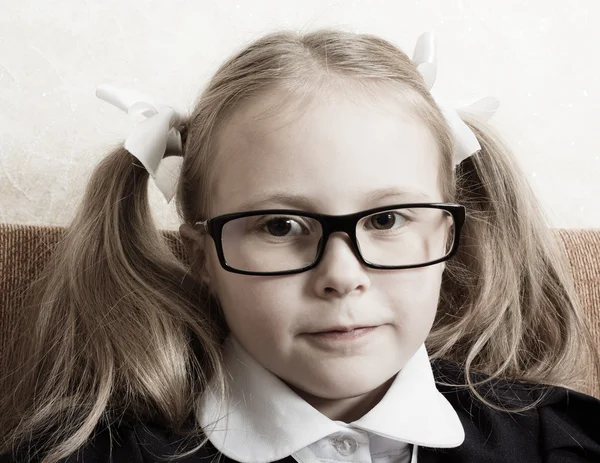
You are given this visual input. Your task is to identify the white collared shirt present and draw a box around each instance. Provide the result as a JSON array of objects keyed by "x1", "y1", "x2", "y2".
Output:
[{"x1": 200, "y1": 337, "x2": 464, "y2": 463}]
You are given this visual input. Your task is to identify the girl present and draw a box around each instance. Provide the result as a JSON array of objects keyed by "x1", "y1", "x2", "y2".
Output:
[{"x1": 1, "y1": 28, "x2": 599, "y2": 463}]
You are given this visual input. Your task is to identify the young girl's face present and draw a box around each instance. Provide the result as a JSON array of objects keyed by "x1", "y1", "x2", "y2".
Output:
[{"x1": 199, "y1": 85, "x2": 445, "y2": 408}]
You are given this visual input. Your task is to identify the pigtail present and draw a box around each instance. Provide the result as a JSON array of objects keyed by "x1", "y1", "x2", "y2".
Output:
[
  {"x1": 0, "y1": 142, "x2": 227, "y2": 462},
  {"x1": 430, "y1": 115, "x2": 600, "y2": 409}
]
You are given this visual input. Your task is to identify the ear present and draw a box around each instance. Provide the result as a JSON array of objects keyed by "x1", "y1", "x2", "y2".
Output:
[{"x1": 179, "y1": 223, "x2": 212, "y2": 288}]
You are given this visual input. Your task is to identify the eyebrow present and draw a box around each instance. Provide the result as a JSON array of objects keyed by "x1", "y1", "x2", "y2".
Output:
[{"x1": 234, "y1": 187, "x2": 434, "y2": 211}]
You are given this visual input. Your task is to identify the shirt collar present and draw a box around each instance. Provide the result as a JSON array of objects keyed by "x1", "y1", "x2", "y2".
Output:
[{"x1": 200, "y1": 337, "x2": 464, "y2": 463}]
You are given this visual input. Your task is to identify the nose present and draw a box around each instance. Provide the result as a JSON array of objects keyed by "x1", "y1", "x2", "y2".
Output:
[{"x1": 311, "y1": 232, "x2": 371, "y2": 297}]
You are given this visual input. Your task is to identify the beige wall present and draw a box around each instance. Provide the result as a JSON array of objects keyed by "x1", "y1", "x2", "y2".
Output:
[{"x1": 1, "y1": 0, "x2": 598, "y2": 229}]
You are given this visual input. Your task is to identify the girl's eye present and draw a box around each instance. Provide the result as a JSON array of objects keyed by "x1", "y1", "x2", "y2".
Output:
[
  {"x1": 261, "y1": 217, "x2": 308, "y2": 237},
  {"x1": 366, "y1": 211, "x2": 408, "y2": 230}
]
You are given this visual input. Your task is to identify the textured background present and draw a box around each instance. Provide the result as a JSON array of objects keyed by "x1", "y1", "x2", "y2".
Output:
[{"x1": 1, "y1": 0, "x2": 599, "y2": 230}]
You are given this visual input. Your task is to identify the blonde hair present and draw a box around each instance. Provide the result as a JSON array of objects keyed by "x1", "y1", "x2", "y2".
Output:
[{"x1": 1, "y1": 28, "x2": 598, "y2": 462}]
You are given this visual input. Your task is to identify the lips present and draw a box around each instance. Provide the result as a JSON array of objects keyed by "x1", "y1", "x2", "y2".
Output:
[
  {"x1": 305, "y1": 326, "x2": 379, "y2": 343},
  {"x1": 312, "y1": 325, "x2": 375, "y2": 334}
]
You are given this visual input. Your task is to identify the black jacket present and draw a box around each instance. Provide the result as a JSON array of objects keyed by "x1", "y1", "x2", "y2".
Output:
[{"x1": 3, "y1": 359, "x2": 600, "y2": 462}]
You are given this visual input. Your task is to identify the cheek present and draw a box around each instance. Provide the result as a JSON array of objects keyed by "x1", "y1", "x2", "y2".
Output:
[
  {"x1": 207, "y1": 260, "x2": 294, "y2": 344},
  {"x1": 204, "y1": 244, "x2": 301, "y2": 329},
  {"x1": 382, "y1": 265, "x2": 443, "y2": 331}
]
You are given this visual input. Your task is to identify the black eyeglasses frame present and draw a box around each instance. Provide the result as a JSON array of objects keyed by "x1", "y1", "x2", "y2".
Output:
[{"x1": 193, "y1": 202, "x2": 466, "y2": 276}]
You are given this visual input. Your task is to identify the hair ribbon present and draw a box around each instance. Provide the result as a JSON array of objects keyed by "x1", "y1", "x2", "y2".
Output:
[
  {"x1": 412, "y1": 32, "x2": 500, "y2": 165},
  {"x1": 96, "y1": 84, "x2": 185, "y2": 203}
]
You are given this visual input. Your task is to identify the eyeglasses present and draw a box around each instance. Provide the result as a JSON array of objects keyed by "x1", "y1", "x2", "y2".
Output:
[{"x1": 194, "y1": 203, "x2": 466, "y2": 276}]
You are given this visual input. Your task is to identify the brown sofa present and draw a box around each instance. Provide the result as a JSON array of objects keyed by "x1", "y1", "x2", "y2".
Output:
[{"x1": 1, "y1": 223, "x2": 599, "y2": 399}]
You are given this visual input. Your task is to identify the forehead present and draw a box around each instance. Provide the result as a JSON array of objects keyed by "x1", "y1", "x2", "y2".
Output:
[{"x1": 211, "y1": 86, "x2": 442, "y2": 216}]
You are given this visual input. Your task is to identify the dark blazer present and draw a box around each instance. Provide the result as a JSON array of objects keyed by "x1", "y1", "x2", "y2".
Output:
[{"x1": 3, "y1": 359, "x2": 600, "y2": 462}]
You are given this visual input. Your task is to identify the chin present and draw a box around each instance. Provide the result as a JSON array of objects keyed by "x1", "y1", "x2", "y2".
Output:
[{"x1": 292, "y1": 368, "x2": 397, "y2": 401}]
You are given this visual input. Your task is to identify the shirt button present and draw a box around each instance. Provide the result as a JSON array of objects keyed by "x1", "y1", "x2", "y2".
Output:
[{"x1": 331, "y1": 434, "x2": 359, "y2": 456}]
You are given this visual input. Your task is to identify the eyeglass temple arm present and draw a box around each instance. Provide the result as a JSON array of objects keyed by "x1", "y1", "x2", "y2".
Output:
[{"x1": 193, "y1": 220, "x2": 209, "y2": 233}]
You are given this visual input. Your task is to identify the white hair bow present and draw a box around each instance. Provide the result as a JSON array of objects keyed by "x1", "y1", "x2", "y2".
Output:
[
  {"x1": 96, "y1": 83, "x2": 186, "y2": 203},
  {"x1": 412, "y1": 32, "x2": 500, "y2": 165}
]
